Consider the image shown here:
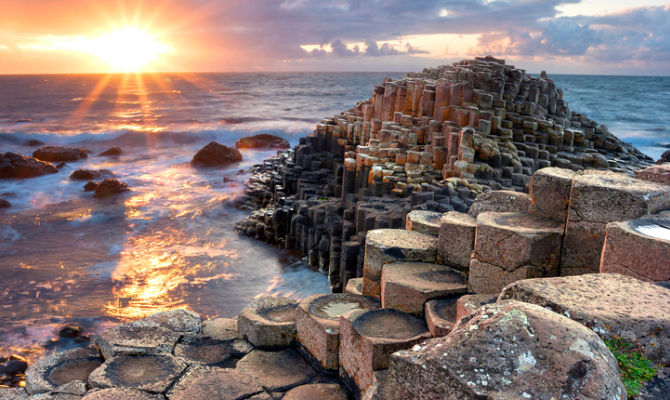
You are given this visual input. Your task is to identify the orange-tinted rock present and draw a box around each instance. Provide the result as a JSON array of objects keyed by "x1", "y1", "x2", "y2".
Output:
[
  {"x1": 192, "y1": 141, "x2": 242, "y2": 167},
  {"x1": 235, "y1": 134, "x2": 289, "y2": 149}
]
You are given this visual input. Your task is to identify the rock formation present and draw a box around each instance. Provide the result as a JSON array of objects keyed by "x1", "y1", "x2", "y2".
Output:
[
  {"x1": 236, "y1": 134, "x2": 290, "y2": 149},
  {"x1": 0, "y1": 152, "x2": 58, "y2": 179},
  {"x1": 191, "y1": 141, "x2": 242, "y2": 167},
  {"x1": 33, "y1": 146, "x2": 88, "y2": 162}
]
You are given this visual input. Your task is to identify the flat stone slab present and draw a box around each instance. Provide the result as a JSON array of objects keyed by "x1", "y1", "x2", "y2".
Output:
[
  {"x1": 82, "y1": 388, "x2": 163, "y2": 399},
  {"x1": 562, "y1": 170, "x2": 670, "y2": 274},
  {"x1": 173, "y1": 336, "x2": 235, "y2": 366},
  {"x1": 405, "y1": 210, "x2": 442, "y2": 236},
  {"x1": 26, "y1": 347, "x2": 103, "y2": 395},
  {"x1": 424, "y1": 298, "x2": 459, "y2": 337},
  {"x1": 282, "y1": 383, "x2": 348, "y2": 400},
  {"x1": 467, "y1": 190, "x2": 532, "y2": 218},
  {"x1": 600, "y1": 211, "x2": 670, "y2": 281},
  {"x1": 455, "y1": 294, "x2": 497, "y2": 322},
  {"x1": 437, "y1": 211, "x2": 476, "y2": 269},
  {"x1": 344, "y1": 278, "x2": 363, "y2": 295},
  {"x1": 529, "y1": 167, "x2": 575, "y2": 222},
  {"x1": 474, "y1": 212, "x2": 563, "y2": 271},
  {"x1": 339, "y1": 309, "x2": 430, "y2": 397},
  {"x1": 235, "y1": 349, "x2": 315, "y2": 392},
  {"x1": 500, "y1": 273, "x2": 670, "y2": 364},
  {"x1": 238, "y1": 296, "x2": 298, "y2": 349},
  {"x1": 389, "y1": 301, "x2": 625, "y2": 400},
  {"x1": 144, "y1": 309, "x2": 201, "y2": 334},
  {"x1": 635, "y1": 163, "x2": 670, "y2": 186},
  {"x1": 201, "y1": 317, "x2": 239, "y2": 341},
  {"x1": 363, "y1": 229, "x2": 437, "y2": 298},
  {"x1": 94, "y1": 320, "x2": 181, "y2": 360},
  {"x1": 0, "y1": 388, "x2": 29, "y2": 400},
  {"x1": 296, "y1": 293, "x2": 380, "y2": 371},
  {"x1": 167, "y1": 366, "x2": 264, "y2": 400},
  {"x1": 381, "y1": 262, "x2": 466, "y2": 315},
  {"x1": 88, "y1": 354, "x2": 186, "y2": 393}
]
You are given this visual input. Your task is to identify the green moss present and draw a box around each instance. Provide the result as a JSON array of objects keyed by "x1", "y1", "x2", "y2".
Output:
[{"x1": 604, "y1": 337, "x2": 657, "y2": 398}]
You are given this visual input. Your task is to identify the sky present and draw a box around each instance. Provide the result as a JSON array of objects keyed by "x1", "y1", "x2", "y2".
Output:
[{"x1": 0, "y1": 0, "x2": 668, "y2": 75}]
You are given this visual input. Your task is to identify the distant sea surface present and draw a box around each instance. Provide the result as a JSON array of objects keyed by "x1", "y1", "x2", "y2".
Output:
[{"x1": 0, "y1": 72, "x2": 668, "y2": 360}]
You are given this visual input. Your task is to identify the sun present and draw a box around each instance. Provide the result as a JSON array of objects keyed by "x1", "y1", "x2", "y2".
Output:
[{"x1": 93, "y1": 27, "x2": 171, "y2": 72}]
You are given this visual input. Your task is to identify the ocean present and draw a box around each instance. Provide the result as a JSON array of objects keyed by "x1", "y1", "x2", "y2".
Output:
[{"x1": 0, "y1": 72, "x2": 668, "y2": 360}]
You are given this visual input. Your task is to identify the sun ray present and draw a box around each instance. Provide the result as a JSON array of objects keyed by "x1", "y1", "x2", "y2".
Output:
[{"x1": 65, "y1": 73, "x2": 113, "y2": 129}]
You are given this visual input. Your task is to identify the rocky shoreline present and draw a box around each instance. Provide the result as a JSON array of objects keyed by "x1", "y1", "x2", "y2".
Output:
[{"x1": 234, "y1": 56, "x2": 654, "y2": 292}]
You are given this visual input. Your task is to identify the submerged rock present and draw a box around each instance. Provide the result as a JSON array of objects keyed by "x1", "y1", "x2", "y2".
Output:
[
  {"x1": 92, "y1": 179, "x2": 130, "y2": 198},
  {"x1": 33, "y1": 146, "x2": 88, "y2": 162},
  {"x1": 26, "y1": 139, "x2": 44, "y2": 147},
  {"x1": 0, "y1": 198, "x2": 10, "y2": 208},
  {"x1": 389, "y1": 300, "x2": 626, "y2": 400},
  {"x1": 0, "y1": 152, "x2": 58, "y2": 179},
  {"x1": 235, "y1": 134, "x2": 290, "y2": 149},
  {"x1": 191, "y1": 141, "x2": 242, "y2": 167},
  {"x1": 99, "y1": 146, "x2": 122, "y2": 157},
  {"x1": 69, "y1": 169, "x2": 113, "y2": 181}
]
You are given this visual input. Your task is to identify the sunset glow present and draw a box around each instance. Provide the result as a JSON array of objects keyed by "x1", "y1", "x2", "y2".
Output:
[{"x1": 92, "y1": 28, "x2": 172, "y2": 72}]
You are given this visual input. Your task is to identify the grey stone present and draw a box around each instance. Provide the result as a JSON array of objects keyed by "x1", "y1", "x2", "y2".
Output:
[
  {"x1": 167, "y1": 366, "x2": 264, "y2": 400},
  {"x1": 238, "y1": 296, "x2": 298, "y2": 349},
  {"x1": 144, "y1": 309, "x2": 201, "y2": 334},
  {"x1": 94, "y1": 320, "x2": 181, "y2": 360},
  {"x1": 88, "y1": 354, "x2": 186, "y2": 393},
  {"x1": 235, "y1": 349, "x2": 316, "y2": 392},
  {"x1": 82, "y1": 388, "x2": 164, "y2": 400},
  {"x1": 201, "y1": 318, "x2": 239, "y2": 341},
  {"x1": 25, "y1": 347, "x2": 103, "y2": 395},
  {"x1": 467, "y1": 190, "x2": 532, "y2": 218},
  {"x1": 282, "y1": 383, "x2": 348, "y2": 400}
]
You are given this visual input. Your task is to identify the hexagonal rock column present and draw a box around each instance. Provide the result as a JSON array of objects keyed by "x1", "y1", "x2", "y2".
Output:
[
  {"x1": 94, "y1": 319, "x2": 181, "y2": 360},
  {"x1": 88, "y1": 354, "x2": 186, "y2": 393},
  {"x1": 143, "y1": 309, "x2": 201, "y2": 335},
  {"x1": 381, "y1": 262, "x2": 466, "y2": 316},
  {"x1": 405, "y1": 210, "x2": 442, "y2": 236},
  {"x1": 469, "y1": 212, "x2": 564, "y2": 294},
  {"x1": 173, "y1": 336, "x2": 236, "y2": 366},
  {"x1": 455, "y1": 294, "x2": 497, "y2": 322},
  {"x1": 236, "y1": 349, "x2": 316, "y2": 393},
  {"x1": 467, "y1": 190, "x2": 532, "y2": 218},
  {"x1": 201, "y1": 317, "x2": 239, "y2": 341},
  {"x1": 82, "y1": 388, "x2": 163, "y2": 399},
  {"x1": 529, "y1": 167, "x2": 576, "y2": 222},
  {"x1": 282, "y1": 383, "x2": 348, "y2": 400},
  {"x1": 344, "y1": 277, "x2": 363, "y2": 295},
  {"x1": 500, "y1": 273, "x2": 670, "y2": 364},
  {"x1": 437, "y1": 211, "x2": 476, "y2": 271},
  {"x1": 339, "y1": 309, "x2": 430, "y2": 398},
  {"x1": 424, "y1": 298, "x2": 458, "y2": 337},
  {"x1": 635, "y1": 163, "x2": 670, "y2": 185},
  {"x1": 167, "y1": 366, "x2": 265, "y2": 400},
  {"x1": 561, "y1": 170, "x2": 670, "y2": 276},
  {"x1": 238, "y1": 296, "x2": 298, "y2": 349},
  {"x1": 600, "y1": 211, "x2": 670, "y2": 281},
  {"x1": 363, "y1": 229, "x2": 437, "y2": 298},
  {"x1": 296, "y1": 293, "x2": 380, "y2": 372},
  {"x1": 388, "y1": 301, "x2": 626, "y2": 400},
  {"x1": 25, "y1": 347, "x2": 103, "y2": 395}
]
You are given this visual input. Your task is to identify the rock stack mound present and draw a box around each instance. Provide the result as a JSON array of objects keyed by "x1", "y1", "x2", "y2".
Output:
[{"x1": 236, "y1": 56, "x2": 653, "y2": 292}]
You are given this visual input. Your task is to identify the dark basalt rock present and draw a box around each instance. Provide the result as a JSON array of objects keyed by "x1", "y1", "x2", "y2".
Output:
[
  {"x1": 660, "y1": 149, "x2": 670, "y2": 164},
  {"x1": 83, "y1": 181, "x2": 98, "y2": 192},
  {"x1": 93, "y1": 179, "x2": 130, "y2": 198},
  {"x1": 99, "y1": 146, "x2": 122, "y2": 157},
  {"x1": 235, "y1": 134, "x2": 290, "y2": 149},
  {"x1": 70, "y1": 169, "x2": 113, "y2": 181},
  {"x1": 26, "y1": 139, "x2": 44, "y2": 147},
  {"x1": 0, "y1": 198, "x2": 10, "y2": 208},
  {"x1": 0, "y1": 152, "x2": 58, "y2": 179},
  {"x1": 191, "y1": 141, "x2": 242, "y2": 167},
  {"x1": 33, "y1": 146, "x2": 88, "y2": 162}
]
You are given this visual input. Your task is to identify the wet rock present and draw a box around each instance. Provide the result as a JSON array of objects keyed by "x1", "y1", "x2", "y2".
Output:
[
  {"x1": 58, "y1": 325, "x2": 84, "y2": 339},
  {"x1": 0, "y1": 198, "x2": 10, "y2": 208},
  {"x1": 500, "y1": 273, "x2": 670, "y2": 364},
  {"x1": 99, "y1": 146, "x2": 122, "y2": 157},
  {"x1": 93, "y1": 179, "x2": 130, "y2": 198},
  {"x1": 467, "y1": 190, "x2": 532, "y2": 218},
  {"x1": 436, "y1": 211, "x2": 476, "y2": 270},
  {"x1": 659, "y1": 150, "x2": 670, "y2": 164},
  {"x1": 529, "y1": 167, "x2": 576, "y2": 222},
  {"x1": 26, "y1": 139, "x2": 44, "y2": 147},
  {"x1": 88, "y1": 354, "x2": 186, "y2": 393},
  {"x1": 173, "y1": 336, "x2": 235, "y2": 366},
  {"x1": 201, "y1": 318, "x2": 239, "y2": 341},
  {"x1": 191, "y1": 141, "x2": 242, "y2": 167},
  {"x1": 389, "y1": 301, "x2": 626, "y2": 400},
  {"x1": 424, "y1": 297, "x2": 459, "y2": 337},
  {"x1": 4, "y1": 359, "x2": 27, "y2": 376},
  {"x1": 94, "y1": 319, "x2": 181, "y2": 360},
  {"x1": 143, "y1": 309, "x2": 201, "y2": 334},
  {"x1": 344, "y1": 278, "x2": 363, "y2": 295},
  {"x1": 238, "y1": 296, "x2": 298, "y2": 349},
  {"x1": 381, "y1": 262, "x2": 466, "y2": 316},
  {"x1": 235, "y1": 134, "x2": 290, "y2": 149},
  {"x1": 363, "y1": 229, "x2": 437, "y2": 298},
  {"x1": 561, "y1": 170, "x2": 670, "y2": 275},
  {"x1": 405, "y1": 210, "x2": 442, "y2": 236},
  {"x1": 600, "y1": 211, "x2": 670, "y2": 281},
  {"x1": 0, "y1": 152, "x2": 58, "y2": 179},
  {"x1": 236, "y1": 349, "x2": 316, "y2": 392},
  {"x1": 0, "y1": 387, "x2": 30, "y2": 400},
  {"x1": 25, "y1": 347, "x2": 102, "y2": 395},
  {"x1": 282, "y1": 383, "x2": 348, "y2": 400},
  {"x1": 82, "y1": 387, "x2": 163, "y2": 399},
  {"x1": 33, "y1": 146, "x2": 88, "y2": 162},
  {"x1": 339, "y1": 309, "x2": 430, "y2": 398},
  {"x1": 167, "y1": 366, "x2": 264, "y2": 400},
  {"x1": 296, "y1": 293, "x2": 380, "y2": 371},
  {"x1": 69, "y1": 169, "x2": 112, "y2": 181},
  {"x1": 83, "y1": 182, "x2": 98, "y2": 192}
]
